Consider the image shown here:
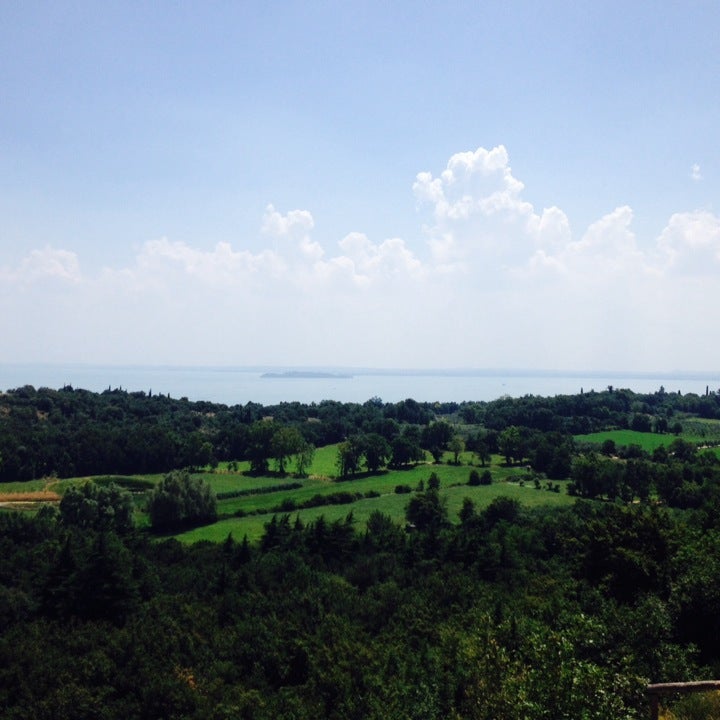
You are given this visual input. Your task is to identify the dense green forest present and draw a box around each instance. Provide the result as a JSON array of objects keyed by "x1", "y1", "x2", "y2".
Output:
[
  {"x1": 3, "y1": 384, "x2": 720, "y2": 718},
  {"x1": 2, "y1": 382, "x2": 719, "y2": 482}
]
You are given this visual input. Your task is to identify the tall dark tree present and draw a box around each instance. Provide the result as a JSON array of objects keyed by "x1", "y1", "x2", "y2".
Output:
[{"x1": 361, "y1": 433, "x2": 391, "y2": 473}]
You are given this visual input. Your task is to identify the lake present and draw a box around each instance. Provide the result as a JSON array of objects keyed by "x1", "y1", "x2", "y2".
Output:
[{"x1": 1, "y1": 364, "x2": 719, "y2": 406}]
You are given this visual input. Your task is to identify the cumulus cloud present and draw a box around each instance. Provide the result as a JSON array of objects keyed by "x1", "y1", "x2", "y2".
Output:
[
  {"x1": 5, "y1": 145, "x2": 720, "y2": 369},
  {"x1": 318, "y1": 233, "x2": 425, "y2": 287},
  {"x1": 414, "y1": 145, "x2": 571, "y2": 272},
  {"x1": 655, "y1": 210, "x2": 720, "y2": 275},
  {"x1": 261, "y1": 204, "x2": 323, "y2": 262},
  {"x1": 131, "y1": 237, "x2": 285, "y2": 283},
  {"x1": 1, "y1": 246, "x2": 82, "y2": 285},
  {"x1": 691, "y1": 163, "x2": 703, "y2": 181}
]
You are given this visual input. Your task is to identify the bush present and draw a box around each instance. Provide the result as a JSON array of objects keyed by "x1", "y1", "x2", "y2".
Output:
[
  {"x1": 480, "y1": 470, "x2": 492, "y2": 485},
  {"x1": 468, "y1": 469, "x2": 481, "y2": 486},
  {"x1": 394, "y1": 484, "x2": 412, "y2": 494},
  {"x1": 216, "y1": 482, "x2": 302, "y2": 500},
  {"x1": 94, "y1": 475, "x2": 154, "y2": 491},
  {"x1": 147, "y1": 469, "x2": 217, "y2": 531},
  {"x1": 60, "y1": 482, "x2": 134, "y2": 534}
]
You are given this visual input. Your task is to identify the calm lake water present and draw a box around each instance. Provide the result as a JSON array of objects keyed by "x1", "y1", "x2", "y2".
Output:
[{"x1": 1, "y1": 364, "x2": 719, "y2": 406}]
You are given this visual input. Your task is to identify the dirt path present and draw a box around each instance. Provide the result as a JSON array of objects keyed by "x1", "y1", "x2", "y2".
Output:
[{"x1": 0, "y1": 490, "x2": 61, "y2": 504}]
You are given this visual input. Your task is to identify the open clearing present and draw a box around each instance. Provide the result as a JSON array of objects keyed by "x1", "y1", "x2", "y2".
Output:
[
  {"x1": 174, "y1": 478, "x2": 574, "y2": 544},
  {"x1": 0, "y1": 444, "x2": 572, "y2": 541},
  {"x1": 575, "y1": 424, "x2": 720, "y2": 453}
]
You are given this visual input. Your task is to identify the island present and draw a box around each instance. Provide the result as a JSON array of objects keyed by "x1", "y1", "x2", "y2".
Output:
[{"x1": 260, "y1": 370, "x2": 353, "y2": 379}]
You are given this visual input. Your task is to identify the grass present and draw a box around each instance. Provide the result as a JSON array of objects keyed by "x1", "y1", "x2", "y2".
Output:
[
  {"x1": 307, "y1": 443, "x2": 342, "y2": 477},
  {"x1": 574, "y1": 430, "x2": 677, "y2": 452},
  {"x1": 576, "y1": 417, "x2": 720, "y2": 452},
  {"x1": 175, "y1": 476, "x2": 573, "y2": 544},
  {"x1": 211, "y1": 456, "x2": 530, "y2": 516},
  {"x1": 0, "y1": 444, "x2": 572, "y2": 543},
  {"x1": 658, "y1": 690, "x2": 720, "y2": 720}
]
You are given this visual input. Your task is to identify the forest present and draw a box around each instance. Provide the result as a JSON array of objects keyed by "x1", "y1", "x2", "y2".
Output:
[{"x1": 3, "y1": 383, "x2": 720, "y2": 718}]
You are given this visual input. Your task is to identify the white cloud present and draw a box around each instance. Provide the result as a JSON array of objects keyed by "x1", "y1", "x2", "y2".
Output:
[
  {"x1": 131, "y1": 237, "x2": 286, "y2": 283},
  {"x1": 414, "y1": 145, "x2": 571, "y2": 273},
  {"x1": 330, "y1": 233, "x2": 425, "y2": 284},
  {"x1": 5, "y1": 145, "x2": 720, "y2": 370},
  {"x1": 655, "y1": 210, "x2": 720, "y2": 275},
  {"x1": 0, "y1": 246, "x2": 82, "y2": 284},
  {"x1": 261, "y1": 204, "x2": 323, "y2": 262},
  {"x1": 691, "y1": 163, "x2": 703, "y2": 181}
]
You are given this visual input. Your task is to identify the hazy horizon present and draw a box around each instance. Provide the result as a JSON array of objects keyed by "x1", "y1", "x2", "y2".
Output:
[
  {"x1": 2, "y1": 3, "x2": 719, "y2": 371},
  {"x1": 3, "y1": 361, "x2": 720, "y2": 379},
  {"x1": 4, "y1": 363, "x2": 720, "y2": 406}
]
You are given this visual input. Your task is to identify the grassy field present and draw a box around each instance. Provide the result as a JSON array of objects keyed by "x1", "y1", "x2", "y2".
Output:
[
  {"x1": 183, "y1": 449, "x2": 574, "y2": 543},
  {"x1": 574, "y1": 430, "x2": 677, "y2": 452},
  {"x1": 174, "y1": 478, "x2": 574, "y2": 544},
  {"x1": 0, "y1": 443, "x2": 573, "y2": 543},
  {"x1": 574, "y1": 424, "x2": 720, "y2": 452}
]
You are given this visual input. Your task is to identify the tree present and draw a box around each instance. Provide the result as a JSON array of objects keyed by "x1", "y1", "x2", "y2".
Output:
[
  {"x1": 499, "y1": 426, "x2": 522, "y2": 465},
  {"x1": 459, "y1": 497, "x2": 476, "y2": 525},
  {"x1": 475, "y1": 440, "x2": 491, "y2": 467},
  {"x1": 181, "y1": 432, "x2": 215, "y2": 471},
  {"x1": 421, "y1": 421, "x2": 453, "y2": 463},
  {"x1": 630, "y1": 413, "x2": 652, "y2": 432},
  {"x1": 601, "y1": 439, "x2": 616, "y2": 456},
  {"x1": 405, "y1": 487, "x2": 447, "y2": 532},
  {"x1": 294, "y1": 440, "x2": 315, "y2": 477},
  {"x1": 654, "y1": 416, "x2": 669, "y2": 434},
  {"x1": 361, "y1": 433, "x2": 391, "y2": 473},
  {"x1": 270, "y1": 426, "x2": 304, "y2": 474},
  {"x1": 669, "y1": 438, "x2": 696, "y2": 462},
  {"x1": 364, "y1": 510, "x2": 404, "y2": 551},
  {"x1": 247, "y1": 420, "x2": 277, "y2": 474},
  {"x1": 391, "y1": 432, "x2": 423, "y2": 468},
  {"x1": 147, "y1": 469, "x2": 217, "y2": 531},
  {"x1": 337, "y1": 436, "x2": 363, "y2": 478},
  {"x1": 449, "y1": 435, "x2": 465, "y2": 464},
  {"x1": 60, "y1": 481, "x2": 134, "y2": 534},
  {"x1": 570, "y1": 453, "x2": 602, "y2": 498},
  {"x1": 72, "y1": 531, "x2": 140, "y2": 623}
]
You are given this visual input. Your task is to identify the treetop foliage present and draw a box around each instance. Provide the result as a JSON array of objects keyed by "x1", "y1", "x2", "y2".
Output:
[
  {"x1": 2, "y1": 382, "x2": 720, "y2": 481},
  {"x1": 4, "y1": 383, "x2": 720, "y2": 716},
  {"x1": 147, "y1": 469, "x2": 217, "y2": 532}
]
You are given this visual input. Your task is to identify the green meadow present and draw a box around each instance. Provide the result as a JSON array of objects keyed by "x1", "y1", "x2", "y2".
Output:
[
  {"x1": 574, "y1": 429, "x2": 677, "y2": 452},
  {"x1": 169, "y1": 444, "x2": 573, "y2": 543},
  {"x1": 3, "y1": 442, "x2": 575, "y2": 543},
  {"x1": 174, "y1": 477, "x2": 574, "y2": 544},
  {"x1": 575, "y1": 420, "x2": 720, "y2": 453}
]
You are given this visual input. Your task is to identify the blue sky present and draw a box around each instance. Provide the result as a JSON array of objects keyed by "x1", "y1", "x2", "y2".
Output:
[{"x1": 1, "y1": 1, "x2": 719, "y2": 371}]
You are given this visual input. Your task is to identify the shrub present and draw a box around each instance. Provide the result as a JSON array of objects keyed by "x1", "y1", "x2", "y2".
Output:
[
  {"x1": 60, "y1": 482, "x2": 134, "y2": 534},
  {"x1": 394, "y1": 484, "x2": 412, "y2": 494},
  {"x1": 468, "y1": 469, "x2": 481, "y2": 486},
  {"x1": 147, "y1": 469, "x2": 217, "y2": 531}
]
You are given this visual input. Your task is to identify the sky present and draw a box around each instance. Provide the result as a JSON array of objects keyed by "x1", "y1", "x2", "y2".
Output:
[{"x1": 1, "y1": 1, "x2": 719, "y2": 372}]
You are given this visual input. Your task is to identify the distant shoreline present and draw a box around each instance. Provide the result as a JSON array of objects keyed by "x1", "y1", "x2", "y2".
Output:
[{"x1": 1, "y1": 363, "x2": 718, "y2": 406}]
